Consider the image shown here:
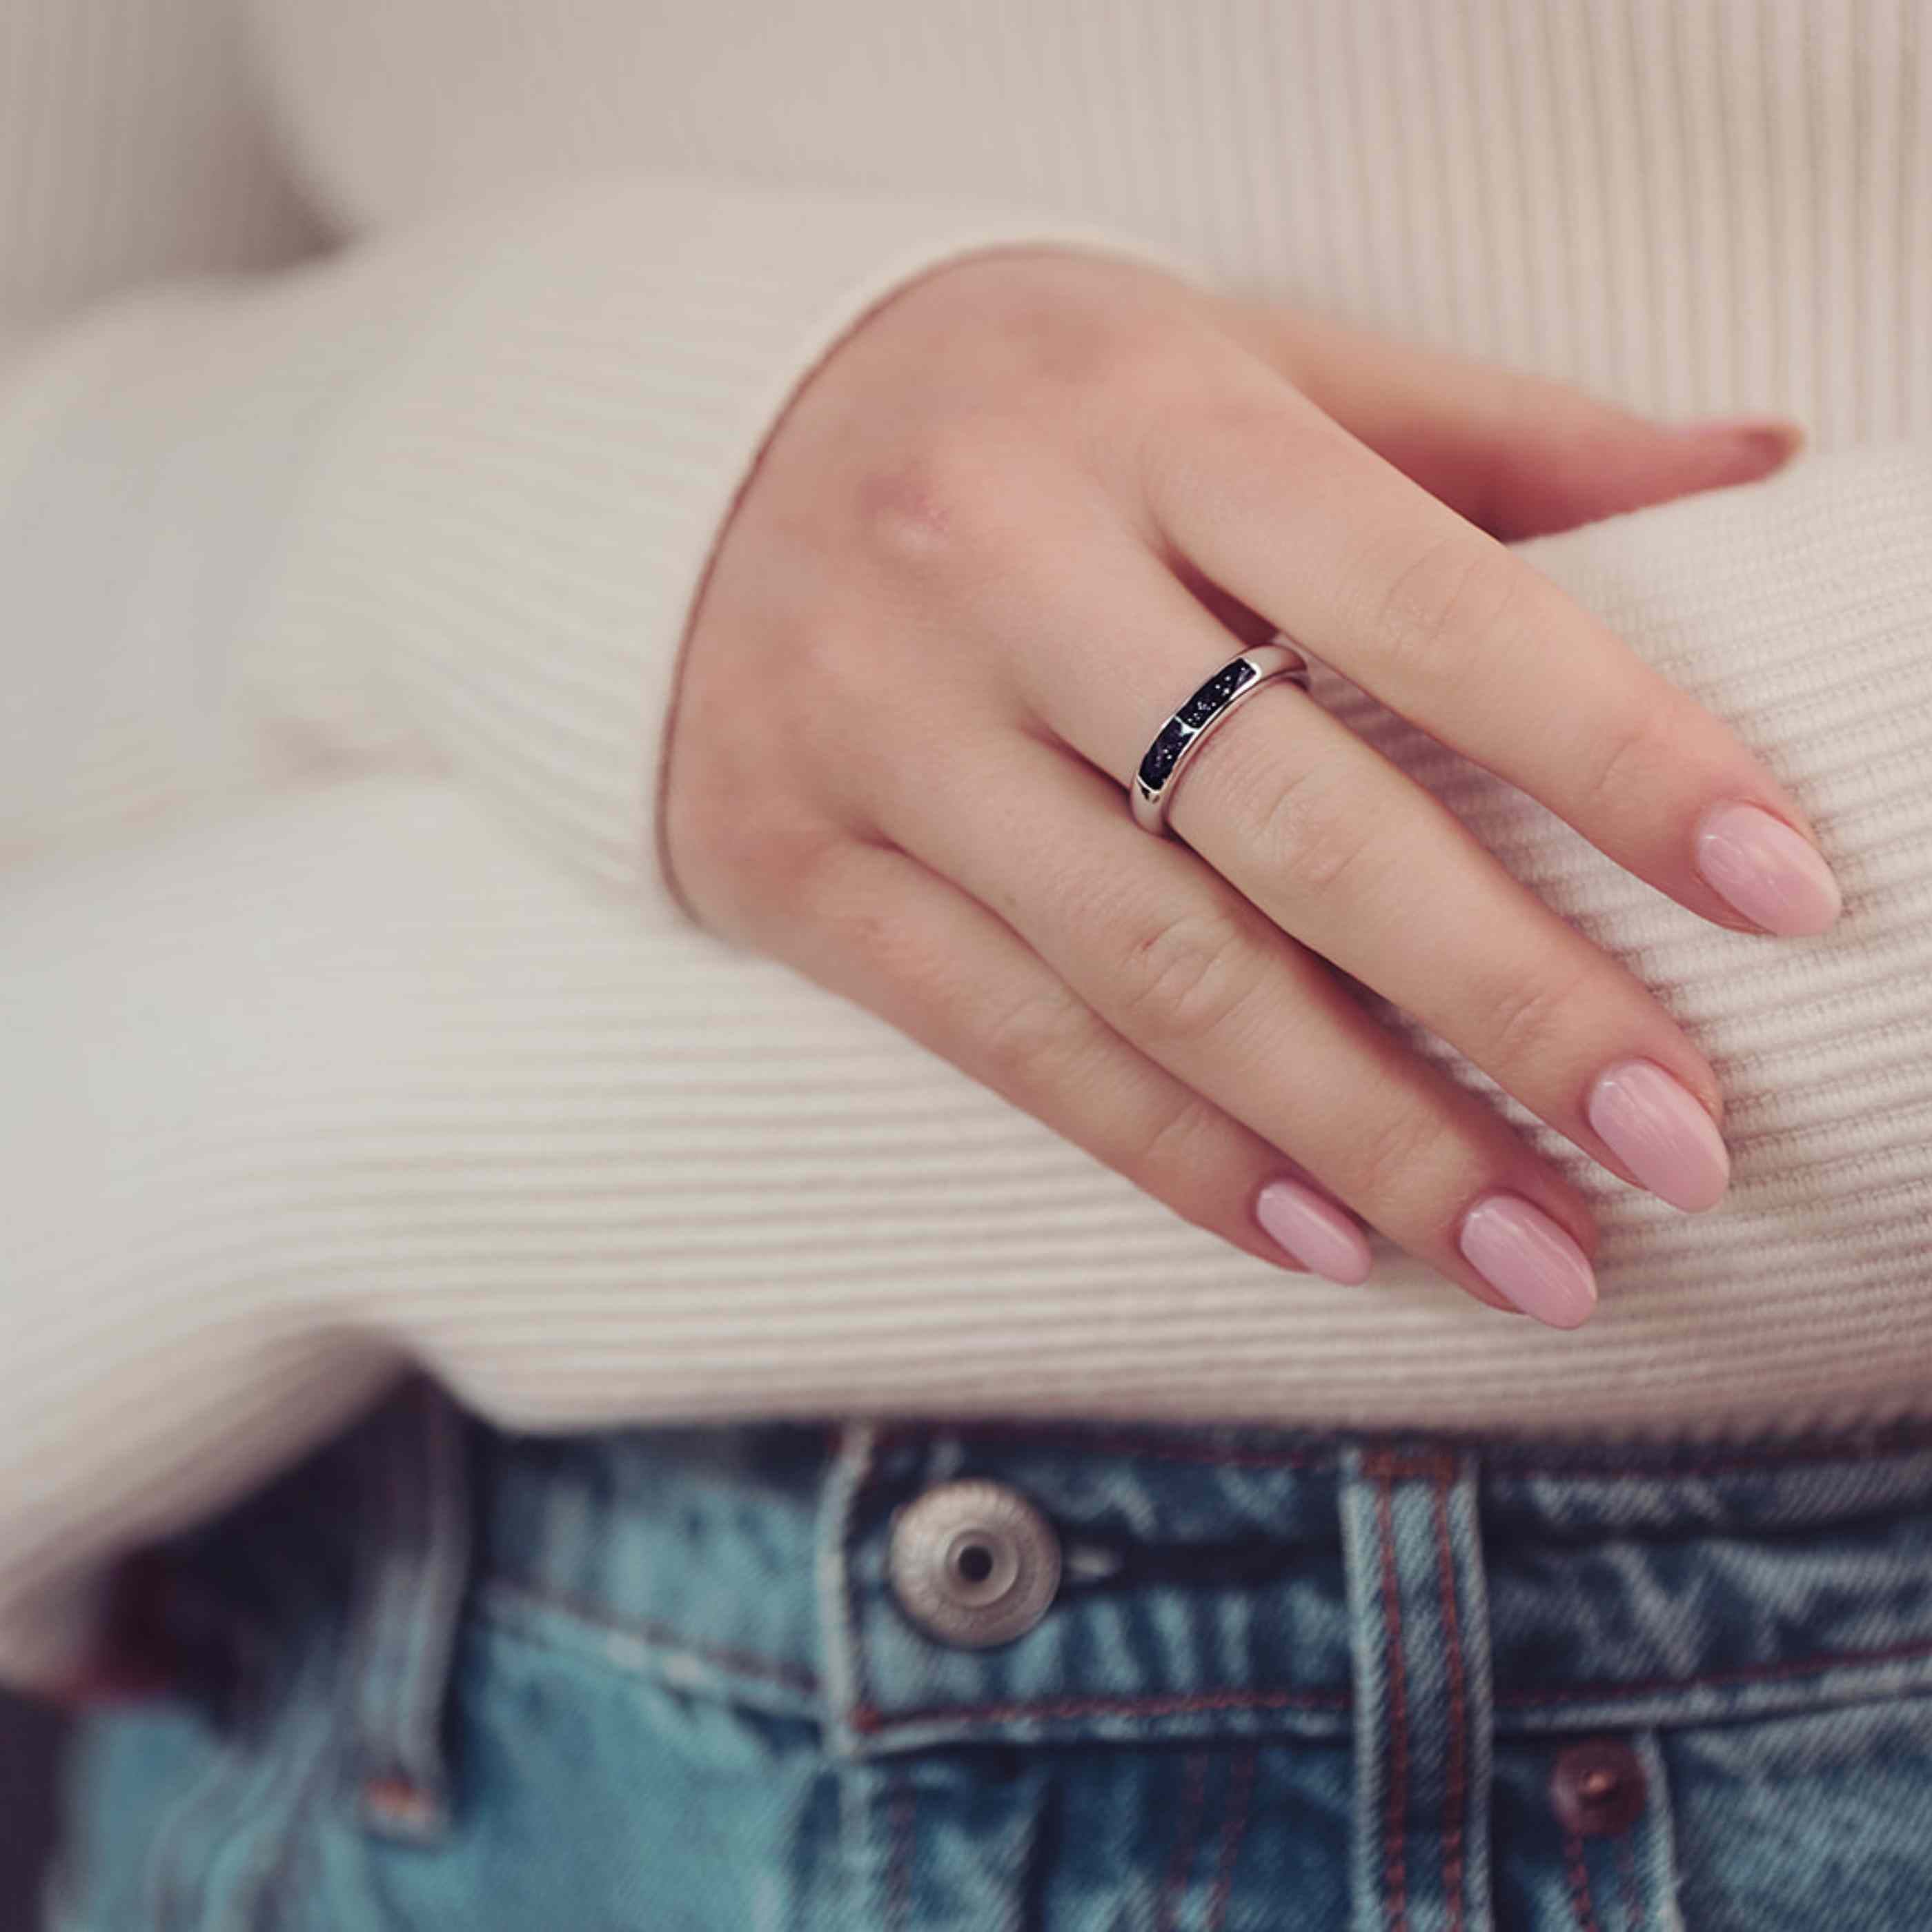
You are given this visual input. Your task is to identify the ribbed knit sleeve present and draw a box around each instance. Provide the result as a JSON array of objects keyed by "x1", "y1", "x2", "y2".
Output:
[{"x1": 10, "y1": 448, "x2": 1932, "y2": 1688}]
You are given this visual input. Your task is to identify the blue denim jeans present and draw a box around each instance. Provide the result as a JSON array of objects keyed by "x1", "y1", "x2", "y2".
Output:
[{"x1": 48, "y1": 1377, "x2": 1932, "y2": 1930}]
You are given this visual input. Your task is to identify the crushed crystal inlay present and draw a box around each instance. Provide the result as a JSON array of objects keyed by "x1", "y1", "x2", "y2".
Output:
[{"x1": 1136, "y1": 659, "x2": 1258, "y2": 791}]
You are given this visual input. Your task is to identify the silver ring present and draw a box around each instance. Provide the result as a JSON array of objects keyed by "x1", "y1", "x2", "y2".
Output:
[{"x1": 1129, "y1": 640, "x2": 1312, "y2": 836}]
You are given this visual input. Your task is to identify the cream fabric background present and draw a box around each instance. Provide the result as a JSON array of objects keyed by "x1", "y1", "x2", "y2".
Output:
[{"x1": 1, "y1": 0, "x2": 1929, "y2": 1684}]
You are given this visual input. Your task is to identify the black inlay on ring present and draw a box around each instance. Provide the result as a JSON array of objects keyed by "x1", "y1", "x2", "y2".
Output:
[{"x1": 1136, "y1": 658, "x2": 1258, "y2": 791}]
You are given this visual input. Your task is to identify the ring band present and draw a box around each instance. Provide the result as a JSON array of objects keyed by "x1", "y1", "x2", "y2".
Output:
[{"x1": 1130, "y1": 640, "x2": 1312, "y2": 836}]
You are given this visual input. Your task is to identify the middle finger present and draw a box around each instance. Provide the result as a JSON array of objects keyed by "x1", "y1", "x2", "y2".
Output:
[
  {"x1": 1137, "y1": 369, "x2": 1840, "y2": 938},
  {"x1": 1005, "y1": 534, "x2": 1733, "y2": 1218}
]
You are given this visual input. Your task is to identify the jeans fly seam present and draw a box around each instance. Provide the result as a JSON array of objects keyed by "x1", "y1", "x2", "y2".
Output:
[
  {"x1": 1615, "y1": 1828, "x2": 1644, "y2": 1932},
  {"x1": 1377, "y1": 1477, "x2": 1409, "y2": 1932},
  {"x1": 1207, "y1": 1747, "x2": 1258, "y2": 1932},
  {"x1": 1154, "y1": 1751, "x2": 1210, "y2": 1932},
  {"x1": 884, "y1": 1771, "x2": 914, "y2": 1932},
  {"x1": 1564, "y1": 1826, "x2": 1604, "y2": 1932},
  {"x1": 1431, "y1": 1476, "x2": 1468, "y2": 1932}
]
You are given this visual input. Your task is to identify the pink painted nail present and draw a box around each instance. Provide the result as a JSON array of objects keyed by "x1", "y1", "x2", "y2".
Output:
[
  {"x1": 1457, "y1": 1195, "x2": 1597, "y2": 1329},
  {"x1": 1255, "y1": 1177, "x2": 1374, "y2": 1285},
  {"x1": 1586, "y1": 1059, "x2": 1731, "y2": 1213},
  {"x1": 1695, "y1": 802, "x2": 1842, "y2": 936}
]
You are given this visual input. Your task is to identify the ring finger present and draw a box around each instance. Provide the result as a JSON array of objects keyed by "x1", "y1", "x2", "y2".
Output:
[
  {"x1": 881, "y1": 716, "x2": 1601, "y2": 1325},
  {"x1": 778, "y1": 832, "x2": 1381, "y2": 1288},
  {"x1": 1001, "y1": 531, "x2": 1731, "y2": 1211}
]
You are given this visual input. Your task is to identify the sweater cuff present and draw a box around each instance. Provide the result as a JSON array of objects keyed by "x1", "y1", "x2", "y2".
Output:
[{"x1": 256, "y1": 172, "x2": 1194, "y2": 923}]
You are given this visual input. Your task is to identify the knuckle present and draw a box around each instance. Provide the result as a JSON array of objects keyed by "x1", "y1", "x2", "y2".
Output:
[
  {"x1": 1176, "y1": 386, "x2": 1292, "y2": 458},
  {"x1": 1185, "y1": 372, "x2": 1334, "y2": 455},
  {"x1": 1116, "y1": 907, "x2": 1263, "y2": 1045},
  {"x1": 1134, "y1": 1091, "x2": 1233, "y2": 1192},
  {"x1": 738, "y1": 818, "x2": 861, "y2": 936},
  {"x1": 1372, "y1": 532, "x2": 1521, "y2": 680},
  {"x1": 976, "y1": 978, "x2": 1091, "y2": 1085},
  {"x1": 1251, "y1": 756, "x2": 1389, "y2": 900},
  {"x1": 960, "y1": 251, "x2": 1192, "y2": 398},
  {"x1": 1569, "y1": 693, "x2": 1686, "y2": 822},
  {"x1": 684, "y1": 828, "x2": 842, "y2": 955},
  {"x1": 1032, "y1": 299, "x2": 1182, "y2": 403},
  {"x1": 1145, "y1": 383, "x2": 1314, "y2": 502},
  {"x1": 850, "y1": 424, "x2": 1011, "y2": 571},
  {"x1": 1349, "y1": 1105, "x2": 1464, "y2": 1219},
  {"x1": 1477, "y1": 956, "x2": 1603, "y2": 1071}
]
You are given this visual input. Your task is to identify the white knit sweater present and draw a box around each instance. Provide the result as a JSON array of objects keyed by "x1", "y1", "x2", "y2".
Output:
[{"x1": 2, "y1": 0, "x2": 1930, "y2": 1686}]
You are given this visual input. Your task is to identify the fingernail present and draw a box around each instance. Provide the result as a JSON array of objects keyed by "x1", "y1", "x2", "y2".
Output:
[
  {"x1": 1681, "y1": 414, "x2": 1806, "y2": 474},
  {"x1": 1256, "y1": 1176, "x2": 1374, "y2": 1285},
  {"x1": 1457, "y1": 1194, "x2": 1597, "y2": 1329},
  {"x1": 1695, "y1": 802, "x2": 1842, "y2": 936},
  {"x1": 1586, "y1": 1058, "x2": 1731, "y2": 1212}
]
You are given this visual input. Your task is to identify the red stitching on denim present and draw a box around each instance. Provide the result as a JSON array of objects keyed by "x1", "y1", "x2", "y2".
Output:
[
  {"x1": 1377, "y1": 1477, "x2": 1410, "y2": 1932},
  {"x1": 1154, "y1": 1752, "x2": 1210, "y2": 1932},
  {"x1": 1564, "y1": 1826, "x2": 1603, "y2": 1932},
  {"x1": 1616, "y1": 1830, "x2": 1644, "y2": 1932},
  {"x1": 1495, "y1": 1633, "x2": 1932, "y2": 1708},
  {"x1": 1431, "y1": 1477, "x2": 1468, "y2": 1932},
  {"x1": 1207, "y1": 1748, "x2": 1258, "y2": 1932},
  {"x1": 847, "y1": 1630, "x2": 1932, "y2": 1739},
  {"x1": 885, "y1": 1774, "x2": 914, "y2": 1932},
  {"x1": 483, "y1": 1579, "x2": 821, "y2": 1692},
  {"x1": 849, "y1": 1682, "x2": 1346, "y2": 1735}
]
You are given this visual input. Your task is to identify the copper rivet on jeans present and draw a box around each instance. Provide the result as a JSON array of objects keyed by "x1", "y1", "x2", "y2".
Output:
[
  {"x1": 1550, "y1": 1738, "x2": 1648, "y2": 1836},
  {"x1": 360, "y1": 1775, "x2": 438, "y2": 1833},
  {"x1": 887, "y1": 1479, "x2": 1061, "y2": 1649}
]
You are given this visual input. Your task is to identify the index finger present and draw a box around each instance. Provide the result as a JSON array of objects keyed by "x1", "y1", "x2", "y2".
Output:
[{"x1": 1139, "y1": 373, "x2": 1844, "y2": 938}]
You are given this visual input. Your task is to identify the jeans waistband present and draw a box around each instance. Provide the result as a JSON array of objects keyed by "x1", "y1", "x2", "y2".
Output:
[{"x1": 471, "y1": 1414, "x2": 1932, "y2": 1759}]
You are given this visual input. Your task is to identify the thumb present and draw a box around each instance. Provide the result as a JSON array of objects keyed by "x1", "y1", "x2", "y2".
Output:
[{"x1": 1227, "y1": 306, "x2": 1804, "y2": 540}]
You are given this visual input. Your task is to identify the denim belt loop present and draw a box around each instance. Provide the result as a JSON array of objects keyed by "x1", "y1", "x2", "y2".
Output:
[
  {"x1": 1341, "y1": 1443, "x2": 1495, "y2": 1932},
  {"x1": 341, "y1": 1375, "x2": 475, "y2": 1844}
]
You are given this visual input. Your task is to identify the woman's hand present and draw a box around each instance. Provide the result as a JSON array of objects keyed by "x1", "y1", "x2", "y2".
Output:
[{"x1": 661, "y1": 248, "x2": 1833, "y2": 1328}]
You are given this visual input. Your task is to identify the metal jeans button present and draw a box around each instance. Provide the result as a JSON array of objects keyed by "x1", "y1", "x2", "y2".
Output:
[
  {"x1": 887, "y1": 1479, "x2": 1062, "y2": 1649},
  {"x1": 1550, "y1": 1738, "x2": 1648, "y2": 1836}
]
